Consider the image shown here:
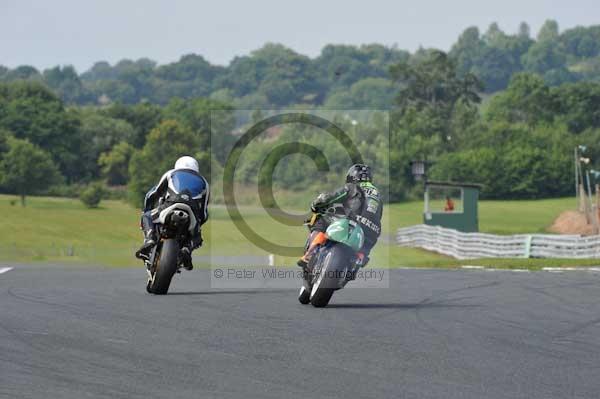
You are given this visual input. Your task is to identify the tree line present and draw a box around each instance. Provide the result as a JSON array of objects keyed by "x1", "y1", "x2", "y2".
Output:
[
  {"x1": 390, "y1": 51, "x2": 600, "y2": 200},
  {"x1": 1, "y1": 21, "x2": 600, "y2": 205},
  {"x1": 2, "y1": 21, "x2": 600, "y2": 108}
]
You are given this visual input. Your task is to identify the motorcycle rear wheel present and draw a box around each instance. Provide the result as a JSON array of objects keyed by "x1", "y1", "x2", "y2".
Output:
[{"x1": 151, "y1": 239, "x2": 179, "y2": 295}]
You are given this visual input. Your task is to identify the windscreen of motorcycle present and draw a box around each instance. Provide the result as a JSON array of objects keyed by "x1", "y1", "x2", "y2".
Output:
[{"x1": 168, "y1": 170, "x2": 207, "y2": 199}]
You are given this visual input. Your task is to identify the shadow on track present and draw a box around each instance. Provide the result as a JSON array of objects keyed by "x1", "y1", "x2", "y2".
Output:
[
  {"x1": 326, "y1": 302, "x2": 482, "y2": 309},
  {"x1": 166, "y1": 289, "x2": 292, "y2": 296}
]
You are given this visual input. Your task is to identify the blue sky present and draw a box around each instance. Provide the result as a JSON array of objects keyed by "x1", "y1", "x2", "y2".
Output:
[{"x1": 1, "y1": 0, "x2": 598, "y2": 72}]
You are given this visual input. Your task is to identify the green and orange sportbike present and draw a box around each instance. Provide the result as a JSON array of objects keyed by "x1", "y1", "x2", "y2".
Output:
[{"x1": 298, "y1": 209, "x2": 367, "y2": 307}]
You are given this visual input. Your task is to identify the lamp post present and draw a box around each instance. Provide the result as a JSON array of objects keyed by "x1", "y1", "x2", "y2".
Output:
[
  {"x1": 576, "y1": 145, "x2": 587, "y2": 209},
  {"x1": 410, "y1": 160, "x2": 427, "y2": 182},
  {"x1": 576, "y1": 149, "x2": 596, "y2": 229},
  {"x1": 411, "y1": 160, "x2": 429, "y2": 216},
  {"x1": 590, "y1": 170, "x2": 600, "y2": 234}
]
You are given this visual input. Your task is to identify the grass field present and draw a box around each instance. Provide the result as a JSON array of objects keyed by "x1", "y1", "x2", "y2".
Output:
[{"x1": 0, "y1": 194, "x2": 596, "y2": 269}]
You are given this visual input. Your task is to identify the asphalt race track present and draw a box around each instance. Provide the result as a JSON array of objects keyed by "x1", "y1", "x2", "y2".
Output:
[{"x1": 1, "y1": 265, "x2": 600, "y2": 399}]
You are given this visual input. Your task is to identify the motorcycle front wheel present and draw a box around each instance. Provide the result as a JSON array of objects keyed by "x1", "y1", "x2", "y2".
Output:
[
  {"x1": 298, "y1": 285, "x2": 311, "y2": 304},
  {"x1": 309, "y1": 243, "x2": 353, "y2": 307}
]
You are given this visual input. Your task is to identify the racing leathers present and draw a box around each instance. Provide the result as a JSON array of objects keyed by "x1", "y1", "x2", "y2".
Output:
[
  {"x1": 137, "y1": 168, "x2": 209, "y2": 261},
  {"x1": 301, "y1": 181, "x2": 383, "y2": 266}
]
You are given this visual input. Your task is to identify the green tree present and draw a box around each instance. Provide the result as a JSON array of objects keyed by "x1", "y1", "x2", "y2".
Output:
[
  {"x1": 0, "y1": 138, "x2": 62, "y2": 205},
  {"x1": 483, "y1": 22, "x2": 505, "y2": 46},
  {"x1": 473, "y1": 46, "x2": 521, "y2": 92},
  {"x1": 450, "y1": 26, "x2": 484, "y2": 75},
  {"x1": 522, "y1": 40, "x2": 567, "y2": 74},
  {"x1": 77, "y1": 111, "x2": 137, "y2": 180},
  {"x1": 390, "y1": 50, "x2": 482, "y2": 112},
  {"x1": 0, "y1": 129, "x2": 11, "y2": 156},
  {"x1": 98, "y1": 141, "x2": 134, "y2": 186},
  {"x1": 0, "y1": 66, "x2": 9, "y2": 80},
  {"x1": 127, "y1": 120, "x2": 199, "y2": 205},
  {"x1": 451, "y1": 23, "x2": 533, "y2": 92},
  {"x1": 164, "y1": 97, "x2": 235, "y2": 163},
  {"x1": 4, "y1": 66, "x2": 41, "y2": 81},
  {"x1": 518, "y1": 22, "x2": 531, "y2": 39},
  {"x1": 388, "y1": 50, "x2": 483, "y2": 200},
  {"x1": 43, "y1": 66, "x2": 90, "y2": 104},
  {"x1": 485, "y1": 73, "x2": 557, "y2": 125},
  {"x1": 103, "y1": 102, "x2": 163, "y2": 148},
  {"x1": 226, "y1": 43, "x2": 322, "y2": 106},
  {"x1": 537, "y1": 20, "x2": 560, "y2": 42},
  {"x1": 82, "y1": 58, "x2": 157, "y2": 104},
  {"x1": 324, "y1": 78, "x2": 396, "y2": 109},
  {"x1": 430, "y1": 121, "x2": 573, "y2": 199},
  {"x1": 81, "y1": 61, "x2": 115, "y2": 81},
  {"x1": 315, "y1": 44, "x2": 408, "y2": 95},
  {"x1": 559, "y1": 26, "x2": 600, "y2": 59},
  {"x1": 522, "y1": 21, "x2": 566, "y2": 76},
  {"x1": 552, "y1": 81, "x2": 600, "y2": 133},
  {"x1": 390, "y1": 49, "x2": 482, "y2": 148},
  {"x1": 0, "y1": 81, "x2": 83, "y2": 182}
]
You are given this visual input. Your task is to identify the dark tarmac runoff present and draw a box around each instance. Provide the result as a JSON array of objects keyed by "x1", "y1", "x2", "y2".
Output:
[{"x1": 1, "y1": 264, "x2": 600, "y2": 399}]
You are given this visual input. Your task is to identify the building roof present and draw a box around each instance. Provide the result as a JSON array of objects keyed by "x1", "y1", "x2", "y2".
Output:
[{"x1": 425, "y1": 180, "x2": 483, "y2": 189}]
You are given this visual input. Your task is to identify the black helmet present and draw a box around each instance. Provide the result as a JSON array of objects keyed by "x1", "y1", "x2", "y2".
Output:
[{"x1": 346, "y1": 164, "x2": 372, "y2": 183}]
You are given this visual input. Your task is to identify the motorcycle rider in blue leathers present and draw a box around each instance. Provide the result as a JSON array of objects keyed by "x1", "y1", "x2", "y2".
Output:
[{"x1": 135, "y1": 156, "x2": 209, "y2": 270}]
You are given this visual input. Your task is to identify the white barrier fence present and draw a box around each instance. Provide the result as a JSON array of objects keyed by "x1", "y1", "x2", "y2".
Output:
[{"x1": 397, "y1": 224, "x2": 600, "y2": 259}]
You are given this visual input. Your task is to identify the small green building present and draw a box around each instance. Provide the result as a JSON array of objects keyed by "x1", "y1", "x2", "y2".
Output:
[{"x1": 423, "y1": 181, "x2": 482, "y2": 232}]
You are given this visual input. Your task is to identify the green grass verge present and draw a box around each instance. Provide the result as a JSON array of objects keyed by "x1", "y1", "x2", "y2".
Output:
[
  {"x1": 394, "y1": 256, "x2": 600, "y2": 270},
  {"x1": 388, "y1": 196, "x2": 576, "y2": 234},
  {"x1": 0, "y1": 194, "x2": 592, "y2": 269},
  {"x1": 0, "y1": 195, "x2": 140, "y2": 266}
]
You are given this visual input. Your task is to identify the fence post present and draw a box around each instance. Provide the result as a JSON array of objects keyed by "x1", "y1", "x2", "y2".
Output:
[{"x1": 523, "y1": 235, "x2": 532, "y2": 258}]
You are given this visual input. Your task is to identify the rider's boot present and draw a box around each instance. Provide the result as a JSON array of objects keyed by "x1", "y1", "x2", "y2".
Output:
[
  {"x1": 135, "y1": 229, "x2": 156, "y2": 260},
  {"x1": 297, "y1": 231, "x2": 327, "y2": 268},
  {"x1": 181, "y1": 232, "x2": 202, "y2": 271},
  {"x1": 181, "y1": 245, "x2": 193, "y2": 270}
]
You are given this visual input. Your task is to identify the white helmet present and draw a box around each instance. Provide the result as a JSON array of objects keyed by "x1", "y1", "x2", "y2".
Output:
[{"x1": 174, "y1": 156, "x2": 199, "y2": 173}]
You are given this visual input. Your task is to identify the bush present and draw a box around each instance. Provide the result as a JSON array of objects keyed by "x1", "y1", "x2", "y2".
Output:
[
  {"x1": 102, "y1": 185, "x2": 128, "y2": 200},
  {"x1": 80, "y1": 183, "x2": 105, "y2": 208},
  {"x1": 43, "y1": 183, "x2": 84, "y2": 198}
]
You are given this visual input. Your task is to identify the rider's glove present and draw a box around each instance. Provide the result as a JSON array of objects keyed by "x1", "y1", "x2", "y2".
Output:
[
  {"x1": 356, "y1": 253, "x2": 369, "y2": 268},
  {"x1": 310, "y1": 193, "x2": 329, "y2": 213},
  {"x1": 310, "y1": 200, "x2": 324, "y2": 213}
]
